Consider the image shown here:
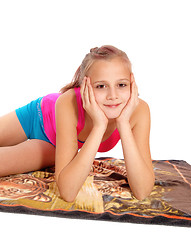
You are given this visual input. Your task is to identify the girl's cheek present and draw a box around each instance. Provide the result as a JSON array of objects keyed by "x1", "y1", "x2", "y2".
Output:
[
  {"x1": 126, "y1": 92, "x2": 131, "y2": 101},
  {"x1": 94, "y1": 92, "x2": 102, "y2": 102},
  {"x1": 93, "y1": 92, "x2": 98, "y2": 101}
]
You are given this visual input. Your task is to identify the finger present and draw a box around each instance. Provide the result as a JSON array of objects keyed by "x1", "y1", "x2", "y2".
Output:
[
  {"x1": 133, "y1": 81, "x2": 137, "y2": 92},
  {"x1": 135, "y1": 82, "x2": 139, "y2": 97},
  {"x1": 130, "y1": 82, "x2": 138, "y2": 103},
  {"x1": 130, "y1": 80, "x2": 135, "y2": 97},
  {"x1": 134, "y1": 82, "x2": 139, "y2": 100},
  {"x1": 130, "y1": 82, "x2": 135, "y2": 102},
  {"x1": 80, "y1": 77, "x2": 87, "y2": 108},
  {"x1": 80, "y1": 77, "x2": 86, "y2": 98},
  {"x1": 87, "y1": 77, "x2": 95, "y2": 104},
  {"x1": 87, "y1": 77, "x2": 96, "y2": 104},
  {"x1": 131, "y1": 74, "x2": 139, "y2": 97},
  {"x1": 84, "y1": 77, "x2": 90, "y2": 105},
  {"x1": 130, "y1": 73, "x2": 135, "y2": 83},
  {"x1": 133, "y1": 82, "x2": 139, "y2": 105},
  {"x1": 131, "y1": 74, "x2": 138, "y2": 98}
]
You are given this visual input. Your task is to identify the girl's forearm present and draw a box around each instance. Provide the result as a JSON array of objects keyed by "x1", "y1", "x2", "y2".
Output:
[
  {"x1": 58, "y1": 125, "x2": 106, "y2": 202},
  {"x1": 117, "y1": 122, "x2": 155, "y2": 200}
]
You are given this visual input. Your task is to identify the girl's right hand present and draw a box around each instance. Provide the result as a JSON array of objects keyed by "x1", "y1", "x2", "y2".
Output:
[{"x1": 80, "y1": 76, "x2": 109, "y2": 129}]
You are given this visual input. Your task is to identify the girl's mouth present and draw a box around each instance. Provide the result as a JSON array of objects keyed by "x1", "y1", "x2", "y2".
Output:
[{"x1": 104, "y1": 103, "x2": 121, "y2": 108}]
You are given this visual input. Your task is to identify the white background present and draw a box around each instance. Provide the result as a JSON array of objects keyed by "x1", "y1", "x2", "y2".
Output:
[{"x1": 0, "y1": 0, "x2": 191, "y2": 238}]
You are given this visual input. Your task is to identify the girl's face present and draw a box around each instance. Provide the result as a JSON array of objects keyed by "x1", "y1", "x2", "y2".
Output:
[{"x1": 87, "y1": 57, "x2": 132, "y2": 119}]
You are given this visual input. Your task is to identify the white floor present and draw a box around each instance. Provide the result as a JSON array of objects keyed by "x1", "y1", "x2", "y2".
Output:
[{"x1": 0, "y1": 211, "x2": 191, "y2": 240}]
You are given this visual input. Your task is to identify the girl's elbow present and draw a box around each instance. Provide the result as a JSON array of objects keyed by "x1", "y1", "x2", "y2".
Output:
[
  {"x1": 60, "y1": 192, "x2": 76, "y2": 203},
  {"x1": 134, "y1": 182, "x2": 155, "y2": 201},
  {"x1": 55, "y1": 173, "x2": 76, "y2": 202},
  {"x1": 134, "y1": 192, "x2": 148, "y2": 201},
  {"x1": 56, "y1": 182, "x2": 77, "y2": 203},
  {"x1": 58, "y1": 186, "x2": 77, "y2": 202}
]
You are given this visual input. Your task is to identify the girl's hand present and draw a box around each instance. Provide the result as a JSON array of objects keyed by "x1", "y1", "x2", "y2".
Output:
[
  {"x1": 80, "y1": 77, "x2": 109, "y2": 129},
  {"x1": 116, "y1": 73, "x2": 139, "y2": 125}
]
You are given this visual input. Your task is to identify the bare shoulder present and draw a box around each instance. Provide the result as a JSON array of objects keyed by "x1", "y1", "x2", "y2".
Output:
[
  {"x1": 56, "y1": 89, "x2": 78, "y2": 126},
  {"x1": 137, "y1": 98, "x2": 150, "y2": 115},
  {"x1": 56, "y1": 88, "x2": 77, "y2": 106},
  {"x1": 131, "y1": 98, "x2": 151, "y2": 127}
]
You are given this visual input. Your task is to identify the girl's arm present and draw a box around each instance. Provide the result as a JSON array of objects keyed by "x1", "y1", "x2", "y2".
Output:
[
  {"x1": 56, "y1": 124, "x2": 106, "y2": 202},
  {"x1": 117, "y1": 100, "x2": 155, "y2": 200},
  {"x1": 55, "y1": 77, "x2": 108, "y2": 202},
  {"x1": 116, "y1": 74, "x2": 155, "y2": 200}
]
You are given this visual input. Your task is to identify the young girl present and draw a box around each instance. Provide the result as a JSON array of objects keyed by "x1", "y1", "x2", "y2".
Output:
[{"x1": 0, "y1": 45, "x2": 155, "y2": 202}]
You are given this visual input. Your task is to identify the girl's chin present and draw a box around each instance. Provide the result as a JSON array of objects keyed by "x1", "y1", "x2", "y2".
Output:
[
  {"x1": 100, "y1": 104, "x2": 125, "y2": 119},
  {"x1": 106, "y1": 115, "x2": 120, "y2": 120},
  {"x1": 103, "y1": 111, "x2": 121, "y2": 119}
]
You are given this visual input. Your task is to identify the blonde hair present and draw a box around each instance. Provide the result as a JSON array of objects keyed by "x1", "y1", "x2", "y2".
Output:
[{"x1": 60, "y1": 45, "x2": 132, "y2": 93}]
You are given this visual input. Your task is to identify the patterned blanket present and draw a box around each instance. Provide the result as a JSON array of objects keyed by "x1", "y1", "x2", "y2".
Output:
[{"x1": 0, "y1": 157, "x2": 191, "y2": 227}]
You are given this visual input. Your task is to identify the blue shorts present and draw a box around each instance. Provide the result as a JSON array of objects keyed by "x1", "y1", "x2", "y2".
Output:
[{"x1": 15, "y1": 97, "x2": 52, "y2": 145}]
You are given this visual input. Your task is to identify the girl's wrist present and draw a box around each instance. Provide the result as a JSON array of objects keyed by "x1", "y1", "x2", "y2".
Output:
[
  {"x1": 93, "y1": 119, "x2": 108, "y2": 131},
  {"x1": 116, "y1": 120, "x2": 131, "y2": 132},
  {"x1": 93, "y1": 124, "x2": 107, "y2": 132}
]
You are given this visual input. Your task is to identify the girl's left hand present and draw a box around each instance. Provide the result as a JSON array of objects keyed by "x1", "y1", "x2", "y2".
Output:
[{"x1": 116, "y1": 73, "x2": 139, "y2": 125}]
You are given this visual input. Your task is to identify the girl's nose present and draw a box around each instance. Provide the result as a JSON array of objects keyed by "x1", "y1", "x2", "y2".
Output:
[{"x1": 106, "y1": 88, "x2": 118, "y2": 100}]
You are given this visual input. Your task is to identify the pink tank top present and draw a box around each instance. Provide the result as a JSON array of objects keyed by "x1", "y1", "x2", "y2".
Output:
[{"x1": 41, "y1": 87, "x2": 120, "y2": 152}]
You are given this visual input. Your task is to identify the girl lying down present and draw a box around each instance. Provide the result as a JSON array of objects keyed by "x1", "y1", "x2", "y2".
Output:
[{"x1": 0, "y1": 45, "x2": 155, "y2": 202}]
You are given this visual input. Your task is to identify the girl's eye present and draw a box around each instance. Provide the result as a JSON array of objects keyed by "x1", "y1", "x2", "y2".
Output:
[
  {"x1": 96, "y1": 85, "x2": 105, "y2": 89},
  {"x1": 118, "y1": 84, "x2": 127, "y2": 87},
  {"x1": 96, "y1": 83, "x2": 128, "y2": 89}
]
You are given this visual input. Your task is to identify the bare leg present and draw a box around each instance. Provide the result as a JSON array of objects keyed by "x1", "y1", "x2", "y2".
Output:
[
  {"x1": 0, "y1": 139, "x2": 55, "y2": 177},
  {"x1": 0, "y1": 111, "x2": 55, "y2": 177},
  {"x1": 0, "y1": 111, "x2": 27, "y2": 146}
]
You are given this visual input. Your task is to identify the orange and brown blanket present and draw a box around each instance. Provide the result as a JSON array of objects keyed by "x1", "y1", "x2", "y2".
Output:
[{"x1": 0, "y1": 157, "x2": 191, "y2": 227}]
